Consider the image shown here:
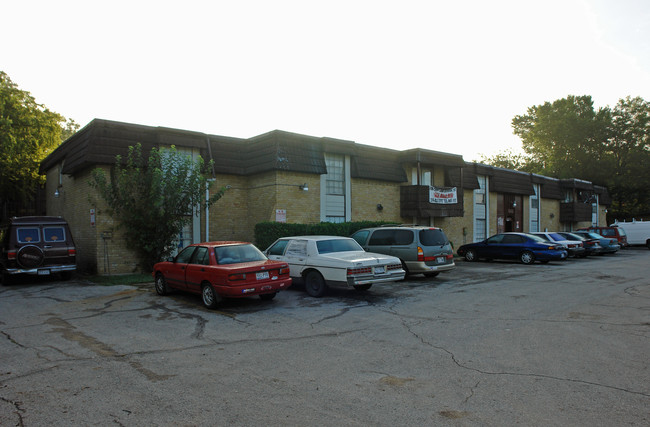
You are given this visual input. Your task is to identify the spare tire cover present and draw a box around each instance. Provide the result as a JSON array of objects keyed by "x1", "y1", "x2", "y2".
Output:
[{"x1": 17, "y1": 245, "x2": 45, "y2": 269}]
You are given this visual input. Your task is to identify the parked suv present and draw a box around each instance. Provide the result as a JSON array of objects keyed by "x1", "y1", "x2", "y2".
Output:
[
  {"x1": 351, "y1": 225, "x2": 455, "y2": 277},
  {"x1": 578, "y1": 226, "x2": 628, "y2": 248},
  {"x1": 0, "y1": 216, "x2": 76, "y2": 284}
]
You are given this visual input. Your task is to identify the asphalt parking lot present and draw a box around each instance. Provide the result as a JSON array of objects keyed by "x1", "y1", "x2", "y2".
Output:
[{"x1": 1, "y1": 249, "x2": 649, "y2": 426}]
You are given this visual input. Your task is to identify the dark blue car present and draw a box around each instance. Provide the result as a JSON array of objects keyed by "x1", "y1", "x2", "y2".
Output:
[{"x1": 457, "y1": 232, "x2": 568, "y2": 264}]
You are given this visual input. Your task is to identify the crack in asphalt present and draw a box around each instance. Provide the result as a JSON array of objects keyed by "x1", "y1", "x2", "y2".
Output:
[
  {"x1": 398, "y1": 316, "x2": 650, "y2": 398},
  {"x1": 0, "y1": 395, "x2": 25, "y2": 426},
  {"x1": 310, "y1": 304, "x2": 372, "y2": 326},
  {"x1": 44, "y1": 317, "x2": 174, "y2": 383},
  {"x1": 463, "y1": 380, "x2": 481, "y2": 404},
  {"x1": 2, "y1": 331, "x2": 26, "y2": 349}
]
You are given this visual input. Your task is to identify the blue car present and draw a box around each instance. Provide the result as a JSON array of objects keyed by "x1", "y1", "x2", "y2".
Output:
[{"x1": 457, "y1": 232, "x2": 568, "y2": 264}]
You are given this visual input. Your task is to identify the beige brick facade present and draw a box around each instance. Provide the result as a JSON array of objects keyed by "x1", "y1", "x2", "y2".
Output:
[
  {"x1": 46, "y1": 165, "x2": 140, "y2": 274},
  {"x1": 39, "y1": 121, "x2": 611, "y2": 275}
]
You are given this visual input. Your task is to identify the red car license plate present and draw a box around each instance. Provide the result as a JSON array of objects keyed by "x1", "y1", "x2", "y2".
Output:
[{"x1": 256, "y1": 271, "x2": 270, "y2": 280}]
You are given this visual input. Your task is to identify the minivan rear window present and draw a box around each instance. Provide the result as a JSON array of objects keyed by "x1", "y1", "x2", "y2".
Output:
[
  {"x1": 419, "y1": 229, "x2": 448, "y2": 246},
  {"x1": 17, "y1": 227, "x2": 40, "y2": 243}
]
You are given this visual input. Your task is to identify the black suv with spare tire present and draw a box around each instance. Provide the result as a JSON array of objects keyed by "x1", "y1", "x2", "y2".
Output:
[{"x1": 0, "y1": 216, "x2": 76, "y2": 284}]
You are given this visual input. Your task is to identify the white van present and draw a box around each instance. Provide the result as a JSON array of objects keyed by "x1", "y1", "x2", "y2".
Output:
[{"x1": 611, "y1": 220, "x2": 650, "y2": 248}]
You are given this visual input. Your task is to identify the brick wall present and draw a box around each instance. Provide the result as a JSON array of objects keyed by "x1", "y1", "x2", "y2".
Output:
[
  {"x1": 44, "y1": 163, "x2": 609, "y2": 273},
  {"x1": 350, "y1": 179, "x2": 402, "y2": 222},
  {"x1": 45, "y1": 165, "x2": 140, "y2": 274}
]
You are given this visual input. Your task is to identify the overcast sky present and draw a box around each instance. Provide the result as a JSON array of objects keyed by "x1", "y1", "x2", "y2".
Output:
[{"x1": 2, "y1": 0, "x2": 649, "y2": 161}]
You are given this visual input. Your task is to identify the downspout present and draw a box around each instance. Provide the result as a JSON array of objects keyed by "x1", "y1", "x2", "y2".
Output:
[{"x1": 416, "y1": 152, "x2": 422, "y2": 220}]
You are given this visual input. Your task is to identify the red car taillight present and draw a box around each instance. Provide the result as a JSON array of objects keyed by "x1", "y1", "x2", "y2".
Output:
[
  {"x1": 228, "y1": 273, "x2": 246, "y2": 281},
  {"x1": 417, "y1": 246, "x2": 424, "y2": 261},
  {"x1": 387, "y1": 264, "x2": 402, "y2": 271},
  {"x1": 7, "y1": 250, "x2": 16, "y2": 260},
  {"x1": 68, "y1": 248, "x2": 76, "y2": 256},
  {"x1": 279, "y1": 267, "x2": 290, "y2": 275},
  {"x1": 347, "y1": 266, "x2": 372, "y2": 275}
]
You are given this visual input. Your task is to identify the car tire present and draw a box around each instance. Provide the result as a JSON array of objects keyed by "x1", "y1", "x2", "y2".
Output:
[
  {"x1": 401, "y1": 261, "x2": 410, "y2": 277},
  {"x1": 464, "y1": 249, "x2": 478, "y2": 262},
  {"x1": 304, "y1": 271, "x2": 327, "y2": 298},
  {"x1": 520, "y1": 251, "x2": 535, "y2": 265},
  {"x1": 259, "y1": 292, "x2": 277, "y2": 301},
  {"x1": 353, "y1": 284, "x2": 372, "y2": 291},
  {"x1": 154, "y1": 273, "x2": 169, "y2": 296},
  {"x1": 201, "y1": 283, "x2": 221, "y2": 309},
  {"x1": 423, "y1": 272, "x2": 440, "y2": 278}
]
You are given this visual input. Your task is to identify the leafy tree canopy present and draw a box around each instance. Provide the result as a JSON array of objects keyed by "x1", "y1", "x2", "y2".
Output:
[
  {"x1": 90, "y1": 144, "x2": 226, "y2": 271},
  {"x1": 482, "y1": 95, "x2": 650, "y2": 220},
  {"x1": 0, "y1": 71, "x2": 79, "y2": 211}
]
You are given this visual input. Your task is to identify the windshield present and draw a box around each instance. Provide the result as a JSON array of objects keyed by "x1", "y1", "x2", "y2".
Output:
[{"x1": 317, "y1": 239, "x2": 363, "y2": 254}]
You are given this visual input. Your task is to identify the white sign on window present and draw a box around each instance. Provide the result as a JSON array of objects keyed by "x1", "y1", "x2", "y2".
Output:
[{"x1": 429, "y1": 186, "x2": 458, "y2": 204}]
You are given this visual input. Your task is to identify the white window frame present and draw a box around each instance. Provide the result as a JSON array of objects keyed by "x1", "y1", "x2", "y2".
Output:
[
  {"x1": 530, "y1": 184, "x2": 540, "y2": 232},
  {"x1": 473, "y1": 175, "x2": 489, "y2": 242},
  {"x1": 320, "y1": 154, "x2": 351, "y2": 223}
]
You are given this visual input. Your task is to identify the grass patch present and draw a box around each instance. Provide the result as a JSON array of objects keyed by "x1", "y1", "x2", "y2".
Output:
[{"x1": 84, "y1": 273, "x2": 152, "y2": 286}]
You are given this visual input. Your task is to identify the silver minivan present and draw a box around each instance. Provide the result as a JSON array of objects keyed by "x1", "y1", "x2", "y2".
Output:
[{"x1": 351, "y1": 225, "x2": 455, "y2": 277}]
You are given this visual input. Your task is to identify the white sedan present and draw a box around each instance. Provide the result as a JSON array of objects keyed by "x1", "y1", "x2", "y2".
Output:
[{"x1": 265, "y1": 236, "x2": 406, "y2": 297}]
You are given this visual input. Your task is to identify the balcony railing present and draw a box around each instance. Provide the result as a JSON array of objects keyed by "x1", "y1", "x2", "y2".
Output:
[
  {"x1": 400, "y1": 185, "x2": 464, "y2": 218},
  {"x1": 560, "y1": 202, "x2": 592, "y2": 222}
]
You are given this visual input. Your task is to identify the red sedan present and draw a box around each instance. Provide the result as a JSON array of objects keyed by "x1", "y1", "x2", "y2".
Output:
[{"x1": 152, "y1": 241, "x2": 292, "y2": 309}]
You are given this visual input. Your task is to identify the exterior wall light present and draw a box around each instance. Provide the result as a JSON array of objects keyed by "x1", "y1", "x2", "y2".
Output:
[{"x1": 299, "y1": 183, "x2": 308, "y2": 191}]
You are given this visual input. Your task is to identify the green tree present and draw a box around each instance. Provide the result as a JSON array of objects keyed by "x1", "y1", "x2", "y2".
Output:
[
  {"x1": 511, "y1": 95, "x2": 612, "y2": 183},
  {"x1": 0, "y1": 71, "x2": 79, "y2": 216},
  {"x1": 479, "y1": 148, "x2": 531, "y2": 171},
  {"x1": 605, "y1": 96, "x2": 650, "y2": 218},
  {"x1": 482, "y1": 94, "x2": 650, "y2": 220},
  {"x1": 90, "y1": 144, "x2": 226, "y2": 271}
]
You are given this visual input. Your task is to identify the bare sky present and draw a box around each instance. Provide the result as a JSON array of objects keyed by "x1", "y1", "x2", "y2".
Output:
[{"x1": 2, "y1": 0, "x2": 648, "y2": 161}]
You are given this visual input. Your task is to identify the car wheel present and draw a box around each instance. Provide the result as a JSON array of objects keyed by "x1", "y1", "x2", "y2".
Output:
[
  {"x1": 520, "y1": 251, "x2": 535, "y2": 265},
  {"x1": 464, "y1": 249, "x2": 478, "y2": 262},
  {"x1": 201, "y1": 283, "x2": 221, "y2": 309},
  {"x1": 304, "y1": 271, "x2": 327, "y2": 298},
  {"x1": 154, "y1": 273, "x2": 169, "y2": 296},
  {"x1": 259, "y1": 292, "x2": 277, "y2": 301},
  {"x1": 353, "y1": 284, "x2": 372, "y2": 291},
  {"x1": 423, "y1": 272, "x2": 440, "y2": 278},
  {"x1": 401, "y1": 261, "x2": 410, "y2": 278}
]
